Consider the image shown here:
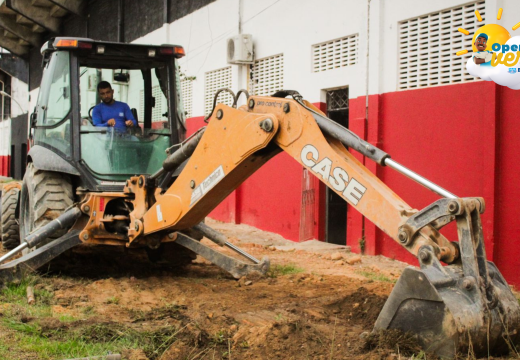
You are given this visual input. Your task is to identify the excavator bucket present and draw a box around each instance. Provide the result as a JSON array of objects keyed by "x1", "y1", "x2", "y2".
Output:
[{"x1": 374, "y1": 198, "x2": 520, "y2": 358}]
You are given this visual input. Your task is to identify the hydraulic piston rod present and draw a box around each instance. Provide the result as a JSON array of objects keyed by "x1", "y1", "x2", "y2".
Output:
[
  {"x1": 384, "y1": 159, "x2": 457, "y2": 199},
  {"x1": 0, "y1": 207, "x2": 82, "y2": 265},
  {"x1": 311, "y1": 109, "x2": 457, "y2": 199}
]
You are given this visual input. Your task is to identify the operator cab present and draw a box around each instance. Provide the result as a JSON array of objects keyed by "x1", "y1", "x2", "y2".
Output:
[{"x1": 31, "y1": 37, "x2": 187, "y2": 191}]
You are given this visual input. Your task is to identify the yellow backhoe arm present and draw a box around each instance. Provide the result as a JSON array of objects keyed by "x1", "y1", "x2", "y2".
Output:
[
  {"x1": 130, "y1": 94, "x2": 520, "y2": 358},
  {"x1": 140, "y1": 95, "x2": 459, "y2": 264}
]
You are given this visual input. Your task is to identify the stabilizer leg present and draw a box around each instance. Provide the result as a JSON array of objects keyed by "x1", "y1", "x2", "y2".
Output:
[{"x1": 175, "y1": 232, "x2": 269, "y2": 279}]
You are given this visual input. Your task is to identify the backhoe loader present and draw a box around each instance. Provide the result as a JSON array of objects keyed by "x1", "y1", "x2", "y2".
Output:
[{"x1": 0, "y1": 37, "x2": 519, "y2": 358}]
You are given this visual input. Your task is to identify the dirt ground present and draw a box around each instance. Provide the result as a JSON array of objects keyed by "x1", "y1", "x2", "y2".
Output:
[{"x1": 0, "y1": 218, "x2": 518, "y2": 360}]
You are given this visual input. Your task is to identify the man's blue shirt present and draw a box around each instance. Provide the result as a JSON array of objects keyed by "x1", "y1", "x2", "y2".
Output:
[{"x1": 92, "y1": 101, "x2": 137, "y2": 129}]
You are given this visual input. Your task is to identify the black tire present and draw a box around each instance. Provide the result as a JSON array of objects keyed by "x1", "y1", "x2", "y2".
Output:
[
  {"x1": 1, "y1": 186, "x2": 21, "y2": 250},
  {"x1": 20, "y1": 163, "x2": 74, "y2": 249}
]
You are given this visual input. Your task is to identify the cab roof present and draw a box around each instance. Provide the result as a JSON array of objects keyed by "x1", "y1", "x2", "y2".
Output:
[{"x1": 40, "y1": 37, "x2": 185, "y2": 69}]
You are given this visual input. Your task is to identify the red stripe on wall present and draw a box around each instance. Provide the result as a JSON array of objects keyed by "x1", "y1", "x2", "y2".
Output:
[
  {"x1": 0, "y1": 155, "x2": 10, "y2": 177},
  {"x1": 494, "y1": 86, "x2": 520, "y2": 287},
  {"x1": 348, "y1": 81, "x2": 509, "y2": 279}
]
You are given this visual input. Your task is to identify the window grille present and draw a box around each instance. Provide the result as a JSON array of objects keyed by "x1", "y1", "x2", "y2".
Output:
[
  {"x1": 249, "y1": 54, "x2": 284, "y2": 96},
  {"x1": 151, "y1": 86, "x2": 163, "y2": 122},
  {"x1": 326, "y1": 88, "x2": 349, "y2": 111},
  {"x1": 398, "y1": 1, "x2": 485, "y2": 90},
  {"x1": 312, "y1": 34, "x2": 359, "y2": 72},
  {"x1": 139, "y1": 89, "x2": 144, "y2": 121},
  {"x1": 139, "y1": 87, "x2": 166, "y2": 123},
  {"x1": 181, "y1": 77, "x2": 193, "y2": 118},
  {"x1": 204, "y1": 66, "x2": 233, "y2": 116}
]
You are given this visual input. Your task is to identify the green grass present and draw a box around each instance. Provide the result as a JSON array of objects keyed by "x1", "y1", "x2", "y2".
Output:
[
  {"x1": 0, "y1": 276, "x2": 54, "y2": 319},
  {"x1": 410, "y1": 350, "x2": 426, "y2": 359},
  {"x1": 356, "y1": 270, "x2": 396, "y2": 283},
  {"x1": 0, "y1": 317, "x2": 183, "y2": 360},
  {"x1": 268, "y1": 264, "x2": 305, "y2": 277},
  {"x1": 105, "y1": 296, "x2": 120, "y2": 305},
  {"x1": 0, "y1": 328, "x2": 138, "y2": 360},
  {"x1": 0, "y1": 276, "x2": 188, "y2": 360},
  {"x1": 58, "y1": 314, "x2": 78, "y2": 323}
]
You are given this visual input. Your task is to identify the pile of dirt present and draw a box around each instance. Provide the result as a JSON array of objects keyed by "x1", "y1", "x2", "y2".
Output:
[
  {"x1": 327, "y1": 287, "x2": 388, "y2": 328},
  {"x1": 362, "y1": 329, "x2": 426, "y2": 358}
]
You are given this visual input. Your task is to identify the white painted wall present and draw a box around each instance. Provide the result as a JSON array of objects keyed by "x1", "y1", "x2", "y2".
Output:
[
  {"x1": 375, "y1": 0, "x2": 519, "y2": 94},
  {"x1": 18, "y1": 0, "x2": 520, "y2": 123},
  {"x1": 0, "y1": 119, "x2": 10, "y2": 157},
  {"x1": 10, "y1": 77, "x2": 28, "y2": 118}
]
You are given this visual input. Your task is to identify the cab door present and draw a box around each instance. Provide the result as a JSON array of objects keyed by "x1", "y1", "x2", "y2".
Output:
[{"x1": 32, "y1": 51, "x2": 73, "y2": 159}]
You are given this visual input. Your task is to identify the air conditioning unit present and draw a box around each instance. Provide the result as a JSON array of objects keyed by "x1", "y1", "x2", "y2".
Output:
[{"x1": 227, "y1": 34, "x2": 254, "y2": 65}]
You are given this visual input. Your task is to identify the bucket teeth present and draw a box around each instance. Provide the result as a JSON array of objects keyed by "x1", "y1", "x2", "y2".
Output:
[{"x1": 374, "y1": 261, "x2": 520, "y2": 358}]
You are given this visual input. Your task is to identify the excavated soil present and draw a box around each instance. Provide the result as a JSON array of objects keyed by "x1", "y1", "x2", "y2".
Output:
[{"x1": 0, "y1": 218, "x2": 518, "y2": 360}]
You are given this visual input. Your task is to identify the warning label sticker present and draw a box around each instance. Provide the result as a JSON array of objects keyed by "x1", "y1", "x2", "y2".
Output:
[{"x1": 190, "y1": 165, "x2": 225, "y2": 206}]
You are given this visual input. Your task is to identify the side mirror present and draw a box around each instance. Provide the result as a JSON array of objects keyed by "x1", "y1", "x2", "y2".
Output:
[{"x1": 114, "y1": 72, "x2": 130, "y2": 83}]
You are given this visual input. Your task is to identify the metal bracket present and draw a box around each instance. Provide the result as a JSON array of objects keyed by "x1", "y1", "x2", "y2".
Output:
[
  {"x1": 175, "y1": 233, "x2": 269, "y2": 279},
  {"x1": 407, "y1": 197, "x2": 496, "y2": 308},
  {"x1": 397, "y1": 197, "x2": 484, "y2": 247}
]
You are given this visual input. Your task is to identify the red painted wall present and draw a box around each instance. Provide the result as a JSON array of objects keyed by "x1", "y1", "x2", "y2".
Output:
[
  {"x1": 237, "y1": 153, "x2": 303, "y2": 241},
  {"x1": 347, "y1": 81, "x2": 520, "y2": 286},
  {"x1": 494, "y1": 86, "x2": 520, "y2": 287},
  {"x1": 0, "y1": 155, "x2": 9, "y2": 177}
]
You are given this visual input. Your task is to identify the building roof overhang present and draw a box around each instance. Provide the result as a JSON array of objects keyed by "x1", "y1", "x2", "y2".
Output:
[{"x1": 0, "y1": 0, "x2": 86, "y2": 57}]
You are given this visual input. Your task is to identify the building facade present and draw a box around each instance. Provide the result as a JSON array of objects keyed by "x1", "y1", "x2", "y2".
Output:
[{"x1": 1, "y1": 0, "x2": 520, "y2": 286}]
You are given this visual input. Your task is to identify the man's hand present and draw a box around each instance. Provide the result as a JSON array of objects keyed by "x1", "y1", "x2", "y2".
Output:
[
  {"x1": 474, "y1": 57, "x2": 485, "y2": 65},
  {"x1": 125, "y1": 120, "x2": 134, "y2": 127},
  {"x1": 107, "y1": 118, "x2": 116, "y2": 126}
]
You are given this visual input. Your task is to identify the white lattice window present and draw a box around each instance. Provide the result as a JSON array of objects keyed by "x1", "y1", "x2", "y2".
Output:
[
  {"x1": 250, "y1": 54, "x2": 284, "y2": 96},
  {"x1": 312, "y1": 34, "x2": 359, "y2": 72},
  {"x1": 139, "y1": 87, "x2": 166, "y2": 123},
  {"x1": 204, "y1": 67, "x2": 233, "y2": 116},
  {"x1": 181, "y1": 77, "x2": 193, "y2": 118},
  {"x1": 398, "y1": 1, "x2": 485, "y2": 90},
  {"x1": 139, "y1": 89, "x2": 144, "y2": 121},
  {"x1": 151, "y1": 86, "x2": 164, "y2": 122}
]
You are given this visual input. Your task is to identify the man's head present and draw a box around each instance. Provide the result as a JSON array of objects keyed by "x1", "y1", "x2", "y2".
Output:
[
  {"x1": 475, "y1": 33, "x2": 488, "y2": 52},
  {"x1": 97, "y1": 81, "x2": 114, "y2": 104}
]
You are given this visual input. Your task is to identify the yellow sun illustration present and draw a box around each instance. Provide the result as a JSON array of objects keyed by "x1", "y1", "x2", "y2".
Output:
[{"x1": 456, "y1": 8, "x2": 513, "y2": 56}]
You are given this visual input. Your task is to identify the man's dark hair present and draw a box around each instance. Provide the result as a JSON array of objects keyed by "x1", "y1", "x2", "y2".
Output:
[{"x1": 97, "y1": 81, "x2": 112, "y2": 92}]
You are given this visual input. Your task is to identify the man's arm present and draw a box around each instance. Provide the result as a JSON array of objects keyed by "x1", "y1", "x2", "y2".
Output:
[
  {"x1": 92, "y1": 106, "x2": 107, "y2": 127},
  {"x1": 124, "y1": 104, "x2": 138, "y2": 127}
]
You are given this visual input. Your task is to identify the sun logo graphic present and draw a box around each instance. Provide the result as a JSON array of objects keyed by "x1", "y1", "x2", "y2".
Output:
[{"x1": 457, "y1": 8, "x2": 520, "y2": 89}]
